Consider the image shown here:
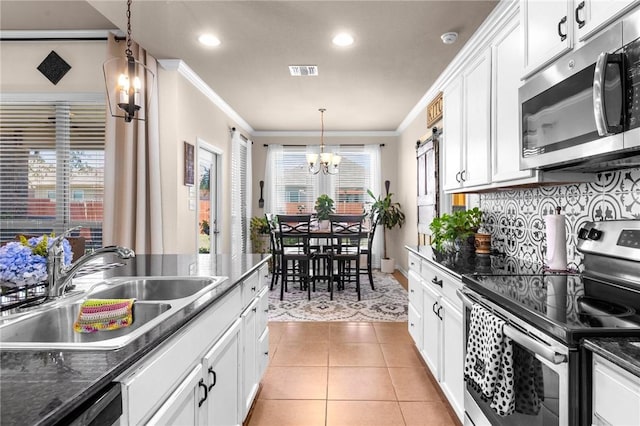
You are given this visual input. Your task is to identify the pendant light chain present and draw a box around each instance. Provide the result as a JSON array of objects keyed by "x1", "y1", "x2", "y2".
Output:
[
  {"x1": 125, "y1": 0, "x2": 133, "y2": 57},
  {"x1": 319, "y1": 108, "x2": 326, "y2": 152}
]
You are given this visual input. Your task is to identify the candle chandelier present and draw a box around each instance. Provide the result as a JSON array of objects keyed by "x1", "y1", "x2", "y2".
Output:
[
  {"x1": 306, "y1": 108, "x2": 341, "y2": 175},
  {"x1": 103, "y1": 0, "x2": 155, "y2": 122}
]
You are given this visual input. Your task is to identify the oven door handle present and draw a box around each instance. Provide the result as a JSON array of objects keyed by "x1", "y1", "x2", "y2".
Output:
[
  {"x1": 456, "y1": 289, "x2": 567, "y2": 365},
  {"x1": 503, "y1": 324, "x2": 567, "y2": 365}
]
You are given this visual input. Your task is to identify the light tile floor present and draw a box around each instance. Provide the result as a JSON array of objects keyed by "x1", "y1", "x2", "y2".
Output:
[
  {"x1": 245, "y1": 320, "x2": 461, "y2": 426},
  {"x1": 245, "y1": 272, "x2": 460, "y2": 426}
]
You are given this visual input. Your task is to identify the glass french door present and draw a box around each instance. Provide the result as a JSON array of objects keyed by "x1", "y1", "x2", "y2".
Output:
[{"x1": 198, "y1": 144, "x2": 220, "y2": 255}]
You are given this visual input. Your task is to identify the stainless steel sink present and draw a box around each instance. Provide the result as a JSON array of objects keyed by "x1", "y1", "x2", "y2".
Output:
[
  {"x1": 0, "y1": 301, "x2": 172, "y2": 349},
  {"x1": 0, "y1": 275, "x2": 228, "y2": 350},
  {"x1": 87, "y1": 277, "x2": 224, "y2": 301}
]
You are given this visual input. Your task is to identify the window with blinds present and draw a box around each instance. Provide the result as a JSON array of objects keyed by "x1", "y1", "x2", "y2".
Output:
[
  {"x1": 0, "y1": 100, "x2": 106, "y2": 252},
  {"x1": 269, "y1": 145, "x2": 374, "y2": 215},
  {"x1": 231, "y1": 132, "x2": 250, "y2": 255}
]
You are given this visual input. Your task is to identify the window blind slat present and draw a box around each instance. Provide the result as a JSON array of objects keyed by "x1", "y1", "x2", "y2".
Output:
[{"x1": 0, "y1": 101, "x2": 105, "y2": 252}]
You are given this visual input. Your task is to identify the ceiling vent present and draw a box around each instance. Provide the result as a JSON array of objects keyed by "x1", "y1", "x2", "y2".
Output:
[{"x1": 288, "y1": 65, "x2": 318, "y2": 76}]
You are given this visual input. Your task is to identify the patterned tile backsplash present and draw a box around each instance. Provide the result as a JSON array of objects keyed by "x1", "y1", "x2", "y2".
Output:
[{"x1": 479, "y1": 167, "x2": 640, "y2": 271}]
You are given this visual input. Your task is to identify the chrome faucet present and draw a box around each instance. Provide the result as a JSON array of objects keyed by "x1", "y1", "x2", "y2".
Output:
[{"x1": 47, "y1": 233, "x2": 135, "y2": 298}]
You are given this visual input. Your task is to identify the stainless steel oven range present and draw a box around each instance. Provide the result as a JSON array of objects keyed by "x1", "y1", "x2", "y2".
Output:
[{"x1": 459, "y1": 219, "x2": 640, "y2": 426}]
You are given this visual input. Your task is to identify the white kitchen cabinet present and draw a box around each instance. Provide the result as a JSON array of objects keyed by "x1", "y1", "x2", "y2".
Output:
[
  {"x1": 443, "y1": 76, "x2": 464, "y2": 192},
  {"x1": 146, "y1": 364, "x2": 204, "y2": 426},
  {"x1": 408, "y1": 270, "x2": 424, "y2": 350},
  {"x1": 521, "y1": 0, "x2": 574, "y2": 77},
  {"x1": 116, "y1": 261, "x2": 270, "y2": 426},
  {"x1": 592, "y1": 354, "x2": 640, "y2": 426},
  {"x1": 442, "y1": 49, "x2": 491, "y2": 192},
  {"x1": 439, "y1": 296, "x2": 464, "y2": 419},
  {"x1": 575, "y1": 0, "x2": 638, "y2": 42},
  {"x1": 522, "y1": 0, "x2": 638, "y2": 78},
  {"x1": 118, "y1": 285, "x2": 242, "y2": 425},
  {"x1": 202, "y1": 319, "x2": 242, "y2": 426},
  {"x1": 491, "y1": 18, "x2": 533, "y2": 183},
  {"x1": 241, "y1": 286, "x2": 269, "y2": 419},
  {"x1": 406, "y1": 250, "x2": 464, "y2": 423},
  {"x1": 421, "y1": 281, "x2": 441, "y2": 379}
]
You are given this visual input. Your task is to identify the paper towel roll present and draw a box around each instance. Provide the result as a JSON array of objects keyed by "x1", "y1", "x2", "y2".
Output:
[{"x1": 545, "y1": 212, "x2": 567, "y2": 271}]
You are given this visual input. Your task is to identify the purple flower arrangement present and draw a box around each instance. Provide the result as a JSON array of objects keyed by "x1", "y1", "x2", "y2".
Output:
[{"x1": 0, "y1": 235, "x2": 72, "y2": 287}]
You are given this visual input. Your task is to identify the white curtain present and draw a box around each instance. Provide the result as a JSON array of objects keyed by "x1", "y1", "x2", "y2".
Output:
[
  {"x1": 103, "y1": 34, "x2": 163, "y2": 254},
  {"x1": 264, "y1": 144, "x2": 283, "y2": 213},
  {"x1": 365, "y1": 144, "x2": 382, "y2": 268}
]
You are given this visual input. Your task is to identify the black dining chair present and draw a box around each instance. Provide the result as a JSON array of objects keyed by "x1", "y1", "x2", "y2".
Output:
[
  {"x1": 276, "y1": 214, "x2": 312, "y2": 301},
  {"x1": 265, "y1": 214, "x2": 282, "y2": 292},
  {"x1": 359, "y1": 216, "x2": 378, "y2": 290},
  {"x1": 328, "y1": 214, "x2": 365, "y2": 301}
]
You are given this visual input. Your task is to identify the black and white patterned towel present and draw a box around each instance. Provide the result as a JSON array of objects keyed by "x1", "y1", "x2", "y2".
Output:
[{"x1": 464, "y1": 304, "x2": 515, "y2": 416}]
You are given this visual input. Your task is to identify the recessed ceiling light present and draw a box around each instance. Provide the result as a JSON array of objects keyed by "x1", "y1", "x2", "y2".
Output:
[
  {"x1": 198, "y1": 34, "x2": 221, "y2": 47},
  {"x1": 332, "y1": 33, "x2": 354, "y2": 47}
]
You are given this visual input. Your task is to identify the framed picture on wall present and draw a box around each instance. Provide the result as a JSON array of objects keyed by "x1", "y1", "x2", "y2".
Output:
[{"x1": 184, "y1": 141, "x2": 195, "y2": 186}]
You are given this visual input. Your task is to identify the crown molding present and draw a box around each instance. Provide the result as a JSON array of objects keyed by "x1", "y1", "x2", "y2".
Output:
[
  {"x1": 157, "y1": 59, "x2": 254, "y2": 133},
  {"x1": 397, "y1": 0, "x2": 519, "y2": 133},
  {"x1": 0, "y1": 29, "x2": 122, "y2": 40},
  {"x1": 251, "y1": 130, "x2": 399, "y2": 138}
]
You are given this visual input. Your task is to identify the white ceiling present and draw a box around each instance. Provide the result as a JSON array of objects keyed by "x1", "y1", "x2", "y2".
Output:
[{"x1": 1, "y1": 0, "x2": 499, "y2": 133}]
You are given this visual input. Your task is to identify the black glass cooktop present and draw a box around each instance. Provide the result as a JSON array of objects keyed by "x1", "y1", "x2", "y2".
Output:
[{"x1": 462, "y1": 273, "x2": 640, "y2": 345}]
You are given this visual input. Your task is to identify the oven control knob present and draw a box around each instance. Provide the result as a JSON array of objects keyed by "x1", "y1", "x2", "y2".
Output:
[
  {"x1": 587, "y1": 228, "x2": 603, "y2": 241},
  {"x1": 578, "y1": 228, "x2": 589, "y2": 240}
]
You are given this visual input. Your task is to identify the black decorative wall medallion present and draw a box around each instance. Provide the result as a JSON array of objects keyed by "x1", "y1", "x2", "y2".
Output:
[{"x1": 37, "y1": 51, "x2": 71, "y2": 85}]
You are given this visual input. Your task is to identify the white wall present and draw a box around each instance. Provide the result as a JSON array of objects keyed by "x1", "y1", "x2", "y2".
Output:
[
  {"x1": 0, "y1": 41, "x2": 106, "y2": 92},
  {"x1": 157, "y1": 66, "x2": 252, "y2": 254}
]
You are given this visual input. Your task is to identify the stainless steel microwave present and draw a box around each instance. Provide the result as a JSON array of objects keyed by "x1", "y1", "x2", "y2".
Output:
[{"x1": 519, "y1": 8, "x2": 640, "y2": 172}]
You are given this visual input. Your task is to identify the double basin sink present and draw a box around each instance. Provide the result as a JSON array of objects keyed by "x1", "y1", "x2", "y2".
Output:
[{"x1": 0, "y1": 276, "x2": 227, "y2": 350}]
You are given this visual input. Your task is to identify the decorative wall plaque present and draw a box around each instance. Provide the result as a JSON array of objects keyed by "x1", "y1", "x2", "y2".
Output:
[
  {"x1": 426, "y1": 91, "x2": 443, "y2": 128},
  {"x1": 37, "y1": 51, "x2": 71, "y2": 85},
  {"x1": 184, "y1": 142, "x2": 195, "y2": 186}
]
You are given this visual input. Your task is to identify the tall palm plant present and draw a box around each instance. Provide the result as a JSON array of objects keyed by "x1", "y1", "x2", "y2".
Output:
[{"x1": 367, "y1": 189, "x2": 405, "y2": 259}]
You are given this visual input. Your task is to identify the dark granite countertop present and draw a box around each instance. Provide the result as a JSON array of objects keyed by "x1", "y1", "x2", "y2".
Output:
[
  {"x1": 583, "y1": 337, "x2": 640, "y2": 377},
  {"x1": 405, "y1": 245, "x2": 549, "y2": 278},
  {"x1": 0, "y1": 253, "x2": 270, "y2": 426}
]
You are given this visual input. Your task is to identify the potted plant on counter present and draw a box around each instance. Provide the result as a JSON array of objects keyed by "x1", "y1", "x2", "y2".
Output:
[
  {"x1": 429, "y1": 207, "x2": 483, "y2": 255},
  {"x1": 368, "y1": 189, "x2": 406, "y2": 273},
  {"x1": 250, "y1": 216, "x2": 271, "y2": 254},
  {"x1": 314, "y1": 194, "x2": 335, "y2": 229}
]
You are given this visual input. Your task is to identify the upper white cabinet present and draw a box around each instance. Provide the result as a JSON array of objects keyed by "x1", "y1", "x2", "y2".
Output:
[
  {"x1": 575, "y1": 0, "x2": 638, "y2": 42},
  {"x1": 491, "y1": 18, "x2": 533, "y2": 183},
  {"x1": 442, "y1": 49, "x2": 491, "y2": 192},
  {"x1": 522, "y1": 0, "x2": 573, "y2": 77},
  {"x1": 522, "y1": 0, "x2": 639, "y2": 78}
]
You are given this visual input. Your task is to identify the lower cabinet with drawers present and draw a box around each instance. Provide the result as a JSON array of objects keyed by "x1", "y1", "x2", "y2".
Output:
[
  {"x1": 116, "y1": 262, "x2": 270, "y2": 425},
  {"x1": 407, "y1": 250, "x2": 464, "y2": 423}
]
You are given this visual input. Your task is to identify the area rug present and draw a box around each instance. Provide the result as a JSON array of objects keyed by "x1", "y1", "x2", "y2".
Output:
[{"x1": 268, "y1": 270, "x2": 408, "y2": 322}]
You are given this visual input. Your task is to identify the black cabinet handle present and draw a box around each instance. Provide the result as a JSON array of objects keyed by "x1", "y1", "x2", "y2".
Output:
[
  {"x1": 251, "y1": 286, "x2": 256, "y2": 291},
  {"x1": 558, "y1": 16, "x2": 567, "y2": 41},
  {"x1": 198, "y1": 378, "x2": 208, "y2": 407},
  {"x1": 461, "y1": 170, "x2": 466, "y2": 182},
  {"x1": 575, "y1": 2, "x2": 585, "y2": 28},
  {"x1": 432, "y1": 301, "x2": 439, "y2": 315},
  {"x1": 207, "y1": 367, "x2": 217, "y2": 391},
  {"x1": 455, "y1": 171, "x2": 461, "y2": 183},
  {"x1": 431, "y1": 277, "x2": 443, "y2": 287},
  {"x1": 437, "y1": 306, "x2": 443, "y2": 320},
  {"x1": 252, "y1": 307, "x2": 257, "y2": 312}
]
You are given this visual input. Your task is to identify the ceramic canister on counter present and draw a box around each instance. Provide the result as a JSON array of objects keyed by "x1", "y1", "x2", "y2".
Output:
[
  {"x1": 544, "y1": 206, "x2": 567, "y2": 271},
  {"x1": 474, "y1": 232, "x2": 491, "y2": 254}
]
